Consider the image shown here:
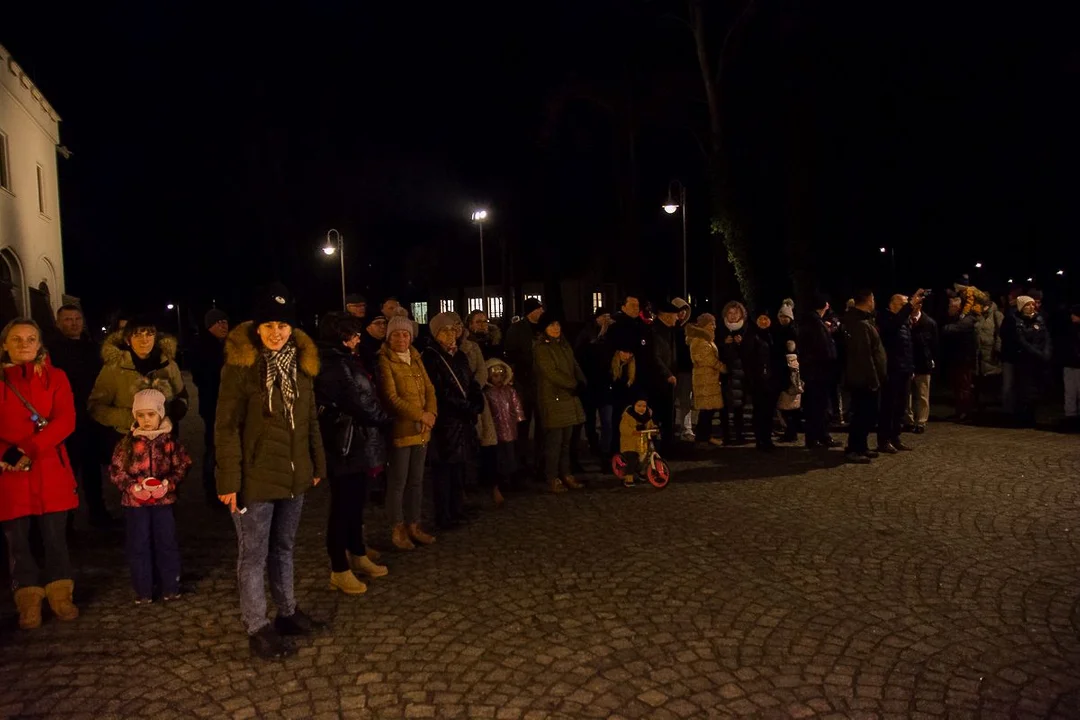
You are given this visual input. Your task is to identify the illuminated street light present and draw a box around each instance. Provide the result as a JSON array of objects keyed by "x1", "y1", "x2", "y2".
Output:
[
  {"x1": 1008, "y1": 278, "x2": 1014, "y2": 283},
  {"x1": 166, "y1": 304, "x2": 174, "y2": 310},
  {"x1": 663, "y1": 203, "x2": 678, "y2": 215},
  {"x1": 472, "y1": 210, "x2": 489, "y2": 317},
  {"x1": 1057, "y1": 269, "x2": 1065, "y2": 276},
  {"x1": 1027, "y1": 277, "x2": 1034, "y2": 282},
  {"x1": 879, "y1": 247, "x2": 886, "y2": 253},
  {"x1": 322, "y1": 229, "x2": 345, "y2": 310},
  {"x1": 974, "y1": 262, "x2": 982, "y2": 268},
  {"x1": 663, "y1": 181, "x2": 688, "y2": 297}
]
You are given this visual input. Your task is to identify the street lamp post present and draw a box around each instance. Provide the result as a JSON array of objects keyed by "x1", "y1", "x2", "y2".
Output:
[
  {"x1": 322, "y1": 229, "x2": 346, "y2": 311},
  {"x1": 166, "y1": 303, "x2": 182, "y2": 347},
  {"x1": 663, "y1": 181, "x2": 688, "y2": 299},
  {"x1": 472, "y1": 210, "x2": 489, "y2": 317}
]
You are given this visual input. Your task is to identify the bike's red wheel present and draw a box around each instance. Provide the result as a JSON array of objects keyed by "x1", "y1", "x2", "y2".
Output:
[
  {"x1": 611, "y1": 454, "x2": 628, "y2": 478},
  {"x1": 646, "y1": 459, "x2": 671, "y2": 488}
]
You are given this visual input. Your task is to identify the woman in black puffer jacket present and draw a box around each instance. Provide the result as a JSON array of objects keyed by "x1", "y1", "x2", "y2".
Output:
[
  {"x1": 718, "y1": 301, "x2": 749, "y2": 444},
  {"x1": 314, "y1": 313, "x2": 392, "y2": 596}
]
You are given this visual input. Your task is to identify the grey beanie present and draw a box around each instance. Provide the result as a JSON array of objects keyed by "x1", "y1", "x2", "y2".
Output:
[
  {"x1": 429, "y1": 311, "x2": 462, "y2": 337},
  {"x1": 386, "y1": 315, "x2": 414, "y2": 339}
]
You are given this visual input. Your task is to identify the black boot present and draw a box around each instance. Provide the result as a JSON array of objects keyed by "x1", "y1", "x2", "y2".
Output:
[
  {"x1": 249, "y1": 625, "x2": 296, "y2": 659},
  {"x1": 274, "y1": 608, "x2": 327, "y2": 637}
]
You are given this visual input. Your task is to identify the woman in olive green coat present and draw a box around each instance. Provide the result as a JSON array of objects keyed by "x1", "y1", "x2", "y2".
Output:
[
  {"x1": 214, "y1": 285, "x2": 327, "y2": 661},
  {"x1": 534, "y1": 316, "x2": 586, "y2": 493}
]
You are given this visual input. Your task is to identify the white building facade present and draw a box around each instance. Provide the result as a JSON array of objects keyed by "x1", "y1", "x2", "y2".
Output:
[{"x1": 0, "y1": 43, "x2": 65, "y2": 328}]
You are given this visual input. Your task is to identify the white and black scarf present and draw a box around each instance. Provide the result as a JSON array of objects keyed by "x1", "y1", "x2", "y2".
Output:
[{"x1": 262, "y1": 342, "x2": 298, "y2": 429}]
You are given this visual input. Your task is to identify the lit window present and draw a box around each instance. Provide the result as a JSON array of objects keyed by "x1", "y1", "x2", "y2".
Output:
[
  {"x1": 467, "y1": 297, "x2": 484, "y2": 313},
  {"x1": 439, "y1": 299, "x2": 455, "y2": 314},
  {"x1": 487, "y1": 297, "x2": 504, "y2": 319},
  {"x1": 410, "y1": 302, "x2": 428, "y2": 325},
  {"x1": 0, "y1": 131, "x2": 9, "y2": 191},
  {"x1": 592, "y1": 291, "x2": 604, "y2": 313},
  {"x1": 36, "y1": 165, "x2": 46, "y2": 215},
  {"x1": 524, "y1": 294, "x2": 542, "y2": 304}
]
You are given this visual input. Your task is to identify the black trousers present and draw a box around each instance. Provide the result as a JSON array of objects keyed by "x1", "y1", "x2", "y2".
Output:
[
  {"x1": 803, "y1": 380, "x2": 831, "y2": 445},
  {"x1": 846, "y1": 388, "x2": 880, "y2": 454},
  {"x1": 326, "y1": 472, "x2": 368, "y2": 573},
  {"x1": 652, "y1": 384, "x2": 676, "y2": 451},
  {"x1": 751, "y1": 389, "x2": 775, "y2": 445},
  {"x1": 878, "y1": 374, "x2": 912, "y2": 447},
  {"x1": 433, "y1": 463, "x2": 465, "y2": 526},
  {"x1": 3, "y1": 512, "x2": 72, "y2": 590},
  {"x1": 515, "y1": 384, "x2": 545, "y2": 478},
  {"x1": 695, "y1": 409, "x2": 716, "y2": 442},
  {"x1": 68, "y1": 425, "x2": 106, "y2": 517},
  {"x1": 720, "y1": 404, "x2": 745, "y2": 443}
]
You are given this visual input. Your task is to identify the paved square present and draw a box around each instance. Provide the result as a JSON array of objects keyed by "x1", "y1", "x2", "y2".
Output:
[{"x1": 1, "y1": 420, "x2": 1078, "y2": 719}]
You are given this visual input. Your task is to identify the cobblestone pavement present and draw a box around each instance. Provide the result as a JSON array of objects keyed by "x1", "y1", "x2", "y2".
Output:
[{"x1": 1, "y1": 412, "x2": 1079, "y2": 719}]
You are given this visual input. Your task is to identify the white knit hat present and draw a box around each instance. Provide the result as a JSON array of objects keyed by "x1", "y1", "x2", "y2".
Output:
[
  {"x1": 1016, "y1": 295, "x2": 1035, "y2": 313},
  {"x1": 132, "y1": 388, "x2": 166, "y2": 419},
  {"x1": 386, "y1": 315, "x2": 414, "y2": 339}
]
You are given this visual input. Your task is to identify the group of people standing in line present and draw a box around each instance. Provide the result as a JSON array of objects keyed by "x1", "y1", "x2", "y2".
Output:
[{"x1": 0, "y1": 276, "x2": 1075, "y2": 659}]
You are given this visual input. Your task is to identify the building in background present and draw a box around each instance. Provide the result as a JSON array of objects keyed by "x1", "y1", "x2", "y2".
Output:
[{"x1": 0, "y1": 43, "x2": 65, "y2": 328}]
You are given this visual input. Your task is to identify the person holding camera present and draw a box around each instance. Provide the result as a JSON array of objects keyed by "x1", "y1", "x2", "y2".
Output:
[
  {"x1": 877, "y1": 289, "x2": 926, "y2": 453},
  {"x1": 0, "y1": 319, "x2": 80, "y2": 630}
]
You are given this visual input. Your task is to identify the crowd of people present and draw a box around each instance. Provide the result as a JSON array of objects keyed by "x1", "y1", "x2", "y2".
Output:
[{"x1": 0, "y1": 276, "x2": 1076, "y2": 658}]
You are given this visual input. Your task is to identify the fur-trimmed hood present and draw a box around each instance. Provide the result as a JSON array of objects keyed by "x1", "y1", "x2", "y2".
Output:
[
  {"x1": 225, "y1": 321, "x2": 320, "y2": 377},
  {"x1": 684, "y1": 322, "x2": 715, "y2": 344},
  {"x1": 101, "y1": 331, "x2": 178, "y2": 367},
  {"x1": 485, "y1": 357, "x2": 514, "y2": 385}
]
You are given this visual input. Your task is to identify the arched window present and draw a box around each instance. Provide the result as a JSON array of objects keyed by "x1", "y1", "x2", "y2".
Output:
[
  {"x1": 0, "y1": 248, "x2": 24, "y2": 327},
  {"x1": 29, "y1": 280, "x2": 52, "y2": 329}
]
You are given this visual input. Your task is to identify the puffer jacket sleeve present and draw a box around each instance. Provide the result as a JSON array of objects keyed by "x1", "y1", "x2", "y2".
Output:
[
  {"x1": 213, "y1": 364, "x2": 247, "y2": 495},
  {"x1": 170, "y1": 440, "x2": 193, "y2": 484},
  {"x1": 24, "y1": 369, "x2": 76, "y2": 460},
  {"x1": 87, "y1": 366, "x2": 132, "y2": 432},
  {"x1": 308, "y1": 380, "x2": 327, "y2": 479}
]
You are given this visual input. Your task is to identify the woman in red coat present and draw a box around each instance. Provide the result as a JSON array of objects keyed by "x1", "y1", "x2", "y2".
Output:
[{"x1": 0, "y1": 318, "x2": 79, "y2": 630}]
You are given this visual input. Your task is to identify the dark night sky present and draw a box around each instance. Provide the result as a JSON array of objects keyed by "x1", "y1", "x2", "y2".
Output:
[{"x1": 5, "y1": 1, "x2": 1078, "y2": 328}]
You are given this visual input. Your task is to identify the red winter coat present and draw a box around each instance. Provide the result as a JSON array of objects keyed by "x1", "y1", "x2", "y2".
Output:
[{"x1": 0, "y1": 359, "x2": 78, "y2": 522}]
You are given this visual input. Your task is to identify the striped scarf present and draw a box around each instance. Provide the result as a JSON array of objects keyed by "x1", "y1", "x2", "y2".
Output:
[{"x1": 262, "y1": 341, "x2": 298, "y2": 429}]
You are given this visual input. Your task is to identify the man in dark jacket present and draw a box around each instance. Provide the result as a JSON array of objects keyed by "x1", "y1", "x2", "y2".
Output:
[
  {"x1": 671, "y1": 298, "x2": 694, "y2": 439},
  {"x1": 842, "y1": 290, "x2": 887, "y2": 463},
  {"x1": 941, "y1": 294, "x2": 978, "y2": 421},
  {"x1": 191, "y1": 308, "x2": 230, "y2": 504},
  {"x1": 1064, "y1": 306, "x2": 1080, "y2": 427},
  {"x1": 877, "y1": 290, "x2": 924, "y2": 452},
  {"x1": 574, "y1": 307, "x2": 613, "y2": 454},
  {"x1": 650, "y1": 302, "x2": 680, "y2": 452},
  {"x1": 798, "y1": 294, "x2": 839, "y2": 449},
  {"x1": 504, "y1": 298, "x2": 544, "y2": 471},
  {"x1": 358, "y1": 314, "x2": 386, "y2": 372},
  {"x1": 745, "y1": 312, "x2": 777, "y2": 451},
  {"x1": 49, "y1": 304, "x2": 109, "y2": 525},
  {"x1": 907, "y1": 308, "x2": 938, "y2": 434}
]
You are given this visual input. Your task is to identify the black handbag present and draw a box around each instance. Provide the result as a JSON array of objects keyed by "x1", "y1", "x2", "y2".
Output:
[{"x1": 331, "y1": 410, "x2": 354, "y2": 458}]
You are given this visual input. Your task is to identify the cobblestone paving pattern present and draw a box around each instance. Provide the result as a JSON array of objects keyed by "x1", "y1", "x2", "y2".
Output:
[{"x1": 1, "y1": 405, "x2": 1078, "y2": 719}]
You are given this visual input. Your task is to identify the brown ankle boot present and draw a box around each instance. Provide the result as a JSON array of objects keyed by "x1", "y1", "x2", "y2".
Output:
[
  {"x1": 550, "y1": 478, "x2": 567, "y2": 494},
  {"x1": 562, "y1": 475, "x2": 583, "y2": 490},
  {"x1": 408, "y1": 523, "x2": 436, "y2": 546},
  {"x1": 391, "y1": 523, "x2": 415, "y2": 551},
  {"x1": 14, "y1": 586, "x2": 45, "y2": 630},
  {"x1": 493, "y1": 486, "x2": 505, "y2": 508},
  {"x1": 44, "y1": 580, "x2": 79, "y2": 621}
]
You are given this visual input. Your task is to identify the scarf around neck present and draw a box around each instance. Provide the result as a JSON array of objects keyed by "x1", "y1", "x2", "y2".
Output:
[
  {"x1": 262, "y1": 341, "x2": 298, "y2": 429},
  {"x1": 132, "y1": 417, "x2": 174, "y2": 440}
]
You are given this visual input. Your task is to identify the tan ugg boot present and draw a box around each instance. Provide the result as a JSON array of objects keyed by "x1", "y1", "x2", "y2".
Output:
[
  {"x1": 550, "y1": 478, "x2": 567, "y2": 494},
  {"x1": 391, "y1": 524, "x2": 415, "y2": 551},
  {"x1": 365, "y1": 546, "x2": 382, "y2": 563},
  {"x1": 44, "y1": 580, "x2": 79, "y2": 621},
  {"x1": 348, "y1": 552, "x2": 389, "y2": 578},
  {"x1": 562, "y1": 475, "x2": 583, "y2": 490},
  {"x1": 14, "y1": 586, "x2": 45, "y2": 630},
  {"x1": 329, "y1": 570, "x2": 367, "y2": 595},
  {"x1": 408, "y1": 523, "x2": 436, "y2": 546}
]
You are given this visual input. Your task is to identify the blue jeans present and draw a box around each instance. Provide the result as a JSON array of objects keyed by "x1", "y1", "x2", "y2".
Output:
[
  {"x1": 231, "y1": 495, "x2": 304, "y2": 635},
  {"x1": 125, "y1": 505, "x2": 181, "y2": 598}
]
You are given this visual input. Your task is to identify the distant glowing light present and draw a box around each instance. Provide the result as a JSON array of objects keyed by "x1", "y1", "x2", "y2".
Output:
[
  {"x1": 166, "y1": 304, "x2": 175, "y2": 310},
  {"x1": 1057, "y1": 269, "x2": 1065, "y2": 276},
  {"x1": 1027, "y1": 277, "x2": 1033, "y2": 282},
  {"x1": 322, "y1": 245, "x2": 336, "y2": 256},
  {"x1": 1007, "y1": 278, "x2": 1013, "y2": 283},
  {"x1": 974, "y1": 262, "x2": 982, "y2": 268},
  {"x1": 879, "y1": 247, "x2": 887, "y2": 253},
  {"x1": 663, "y1": 204, "x2": 679, "y2": 214}
]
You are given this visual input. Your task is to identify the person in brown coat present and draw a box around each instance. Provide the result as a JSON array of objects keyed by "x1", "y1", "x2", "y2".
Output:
[{"x1": 686, "y1": 314, "x2": 725, "y2": 445}]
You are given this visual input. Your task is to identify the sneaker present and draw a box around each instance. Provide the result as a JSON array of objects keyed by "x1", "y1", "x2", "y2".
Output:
[
  {"x1": 822, "y1": 438, "x2": 843, "y2": 448},
  {"x1": 274, "y1": 607, "x2": 326, "y2": 637},
  {"x1": 682, "y1": 430, "x2": 696, "y2": 442},
  {"x1": 161, "y1": 592, "x2": 182, "y2": 603},
  {"x1": 249, "y1": 625, "x2": 296, "y2": 660},
  {"x1": 894, "y1": 440, "x2": 914, "y2": 451},
  {"x1": 623, "y1": 476, "x2": 636, "y2": 488},
  {"x1": 913, "y1": 425, "x2": 926, "y2": 435},
  {"x1": 134, "y1": 597, "x2": 153, "y2": 606},
  {"x1": 845, "y1": 452, "x2": 871, "y2": 464},
  {"x1": 863, "y1": 450, "x2": 880, "y2": 459},
  {"x1": 876, "y1": 443, "x2": 899, "y2": 455}
]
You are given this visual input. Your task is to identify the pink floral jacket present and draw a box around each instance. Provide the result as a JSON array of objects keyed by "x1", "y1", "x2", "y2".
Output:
[{"x1": 109, "y1": 428, "x2": 193, "y2": 508}]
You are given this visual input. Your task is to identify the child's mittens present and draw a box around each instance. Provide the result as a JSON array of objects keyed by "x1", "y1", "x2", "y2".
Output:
[{"x1": 129, "y1": 483, "x2": 152, "y2": 503}]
